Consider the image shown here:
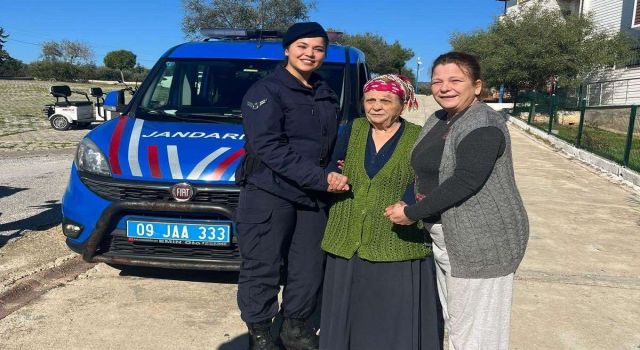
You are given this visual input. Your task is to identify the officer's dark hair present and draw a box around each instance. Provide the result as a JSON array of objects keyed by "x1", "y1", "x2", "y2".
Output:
[
  {"x1": 283, "y1": 37, "x2": 329, "y2": 50},
  {"x1": 431, "y1": 51, "x2": 482, "y2": 82}
]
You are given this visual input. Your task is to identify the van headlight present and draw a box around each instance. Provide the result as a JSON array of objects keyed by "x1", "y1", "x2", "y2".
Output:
[{"x1": 75, "y1": 139, "x2": 111, "y2": 176}]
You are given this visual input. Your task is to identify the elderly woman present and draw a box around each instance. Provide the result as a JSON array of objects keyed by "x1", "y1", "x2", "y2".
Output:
[
  {"x1": 320, "y1": 74, "x2": 443, "y2": 350},
  {"x1": 385, "y1": 52, "x2": 529, "y2": 350}
]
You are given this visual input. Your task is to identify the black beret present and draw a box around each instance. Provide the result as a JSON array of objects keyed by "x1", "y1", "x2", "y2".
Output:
[{"x1": 282, "y1": 22, "x2": 328, "y2": 47}]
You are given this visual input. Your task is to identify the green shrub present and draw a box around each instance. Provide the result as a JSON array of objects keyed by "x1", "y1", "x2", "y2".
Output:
[{"x1": 27, "y1": 61, "x2": 81, "y2": 81}]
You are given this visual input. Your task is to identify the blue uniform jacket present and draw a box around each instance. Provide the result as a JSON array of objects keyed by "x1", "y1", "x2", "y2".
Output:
[{"x1": 237, "y1": 64, "x2": 340, "y2": 207}]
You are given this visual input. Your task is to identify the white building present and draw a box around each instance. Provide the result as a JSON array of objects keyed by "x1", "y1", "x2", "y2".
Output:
[{"x1": 506, "y1": 0, "x2": 640, "y2": 106}]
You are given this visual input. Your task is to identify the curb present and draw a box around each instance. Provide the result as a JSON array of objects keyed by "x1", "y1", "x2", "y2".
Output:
[{"x1": 508, "y1": 116, "x2": 640, "y2": 190}]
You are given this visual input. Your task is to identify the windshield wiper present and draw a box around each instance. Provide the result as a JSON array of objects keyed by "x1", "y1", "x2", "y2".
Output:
[
  {"x1": 135, "y1": 108, "x2": 213, "y2": 122},
  {"x1": 135, "y1": 107, "x2": 191, "y2": 121},
  {"x1": 177, "y1": 112, "x2": 243, "y2": 120},
  {"x1": 136, "y1": 107, "x2": 242, "y2": 122}
]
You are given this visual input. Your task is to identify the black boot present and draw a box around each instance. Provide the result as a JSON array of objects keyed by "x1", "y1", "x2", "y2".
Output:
[
  {"x1": 247, "y1": 320, "x2": 280, "y2": 350},
  {"x1": 279, "y1": 318, "x2": 319, "y2": 350}
]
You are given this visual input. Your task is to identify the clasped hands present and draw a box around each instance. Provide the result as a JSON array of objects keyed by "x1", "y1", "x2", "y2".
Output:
[
  {"x1": 326, "y1": 173, "x2": 415, "y2": 225},
  {"x1": 327, "y1": 172, "x2": 350, "y2": 193},
  {"x1": 384, "y1": 201, "x2": 416, "y2": 225}
]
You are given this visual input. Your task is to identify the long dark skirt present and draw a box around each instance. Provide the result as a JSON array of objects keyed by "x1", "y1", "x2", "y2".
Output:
[{"x1": 320, "y1": 254, "x2": 444, "y2": 350}]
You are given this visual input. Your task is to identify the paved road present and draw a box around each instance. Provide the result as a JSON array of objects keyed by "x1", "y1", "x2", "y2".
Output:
[{"x1": 0, "y1": 149, "x2": 75, "y2": 246}]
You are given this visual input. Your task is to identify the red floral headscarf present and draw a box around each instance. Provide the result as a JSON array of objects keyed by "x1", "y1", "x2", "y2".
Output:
[{"x1": 363, "y1": 74, "x2": 419, "y2": 110}]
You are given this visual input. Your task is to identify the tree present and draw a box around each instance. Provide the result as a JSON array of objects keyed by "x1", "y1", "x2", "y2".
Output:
[
  {"x1": 61, "y1": 40, "x2": 94, "y2": 64},
  {"x1": 40, "y1": 40, "x2": 93, "y2": 64},
  {"x1": 104, "y1": 50, "x2": 137, "y2": 82},
  {"x1": 41, "y1": 41, "x2": 63, "y2": 61},
  {"x1": 0, "y1": 27, "x2": 26, "y2": 76},
  {"x1": 335, "y1": 32, "x2": 415, "y2": 78},
  {"x1": 182, "y1": 0, "x2": 316, "y2": 39},
  {"x1": 0, "y1": 27, "x2": 7, "y2": 51},
  {"x1": 450, "y1": 1, "x2": 634, "y2": 92}
]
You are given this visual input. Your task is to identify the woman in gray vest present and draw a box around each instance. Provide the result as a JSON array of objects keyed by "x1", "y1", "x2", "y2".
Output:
[
  {"x1": 321, "y1": 74, "x2": 443, "y2": 350},
  {"x1": 385, "y1": 52, "x2": 529, "y2": 350}
]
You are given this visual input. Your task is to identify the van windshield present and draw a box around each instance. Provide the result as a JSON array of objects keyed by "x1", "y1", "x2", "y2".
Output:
[{"x1": 136, "y1": 59, "x2": 345, "y2": 121}]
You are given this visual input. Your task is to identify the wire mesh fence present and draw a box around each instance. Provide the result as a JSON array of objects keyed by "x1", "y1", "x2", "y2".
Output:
[
  {"x1": 580, "y1": 106, "x2": 634, "y2": 166},
  {"x1": 511, "y1": 92, "x2": 640, "y2": 172}
]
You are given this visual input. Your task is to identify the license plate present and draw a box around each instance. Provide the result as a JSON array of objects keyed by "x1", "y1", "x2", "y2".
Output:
[{"x1": 126, "y1": 220, "x2": 231, "y2": 246}]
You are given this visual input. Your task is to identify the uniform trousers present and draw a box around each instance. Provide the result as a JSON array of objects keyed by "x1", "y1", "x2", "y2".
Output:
[
  {"x1": 427, "y1": 223, "x2": 514, "y2": 350},
  {"x1": 236, "y1": 185, "x2": 327, "y2": 324}
]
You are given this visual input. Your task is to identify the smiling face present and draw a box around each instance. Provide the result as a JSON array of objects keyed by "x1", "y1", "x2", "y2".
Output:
[
  {"x1": 284, "y1": 37, "x2": 327, "y2": 81},
  {"x1": 363, "y1": 90, "x2": 404, "y2": 130},
  {"x1": 431, "y1": 63, "x2": 482, "y2": 115}
]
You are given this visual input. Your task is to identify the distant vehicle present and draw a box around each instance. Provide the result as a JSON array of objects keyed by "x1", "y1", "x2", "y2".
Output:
[
  {"x1": 43, "y1": 85, "x2": 130, "y2": 130},
  {"x1": 61, "y1": 28, "x2": 370, "y2": 271}
]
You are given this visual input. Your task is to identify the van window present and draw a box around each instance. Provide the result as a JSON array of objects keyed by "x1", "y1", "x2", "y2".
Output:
[{"x1": 137, "y1": 59, "x2": 345, "y2": 120}]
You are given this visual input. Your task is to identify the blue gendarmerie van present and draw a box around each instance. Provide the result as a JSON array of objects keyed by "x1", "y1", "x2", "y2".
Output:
[{"x1": 61, "y1": 29, "x2": 369, "y2": 270}]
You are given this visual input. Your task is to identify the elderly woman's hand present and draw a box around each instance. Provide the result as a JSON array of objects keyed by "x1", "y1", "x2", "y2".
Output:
[
  {"x1": 327, "y1": 172, "x2": 350, "y2": 193},
  {"x1": 384, "y1": 201, "x2": 416, "y2": 225}
]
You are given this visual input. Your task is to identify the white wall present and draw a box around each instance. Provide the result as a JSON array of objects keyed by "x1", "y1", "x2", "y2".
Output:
[
  {"x1": 506, "y1": 0, "x2": 580, "y2": 15},
  {"x1": 585, "y1": 67, "x2": 640, "y2": 105},
  {"x1": 584, "y1": 0, "x2": 624, "y2": 34},
  {"x1": 582, "y1": 0, "x2": 640, "y2": 37}
]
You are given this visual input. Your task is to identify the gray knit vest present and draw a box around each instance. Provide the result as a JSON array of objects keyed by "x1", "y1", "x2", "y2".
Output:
[{"x1": 414, "y1": 102, "x2": 529, "y2": 278}]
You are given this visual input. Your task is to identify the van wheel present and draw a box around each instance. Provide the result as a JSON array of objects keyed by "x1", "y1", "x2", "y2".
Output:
[{"x1": 50, "y1": 115, "x2": 70, "y2": 131}]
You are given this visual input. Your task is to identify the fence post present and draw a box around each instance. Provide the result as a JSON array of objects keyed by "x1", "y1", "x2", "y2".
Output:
[
  {"x1": 623, "y1": 105, "x2": 637, "y2": 166},
  {"x1": 527, "y1": 92, "x2": 535, "y2": 124},
  {"x1": 598, "y1": 82, "x2": 603, "y2": 106},
  {"x1": 547, "y1": 94, "x2": 556, "y2": 133},
  {"x1": 576, "y1": 99, "x2": 586, "y2": 147}
]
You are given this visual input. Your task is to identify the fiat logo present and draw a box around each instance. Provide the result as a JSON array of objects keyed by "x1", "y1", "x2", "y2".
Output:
[{"x1": 171, "y1": 182, "x2": 194, "y2": 202}]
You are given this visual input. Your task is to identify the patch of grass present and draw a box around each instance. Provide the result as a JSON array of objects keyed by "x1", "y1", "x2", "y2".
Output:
[
  {"x1": 579, "y1": 125, "x2": 640, "y2": 171},
  {"x1": 550, "y1": 123, "x2": 639, "y2": 171}
]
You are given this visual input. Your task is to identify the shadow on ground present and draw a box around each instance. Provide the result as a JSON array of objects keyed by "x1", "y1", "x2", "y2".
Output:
[
  {"x1": 218, "y1": 312, "x2": 300, "y2": 350},
  {"x1": 0, "y1": 185, "x2": 27, "y2": 199},
  {"x1": 0, "y1": 200, "x2": 61, "y2": 247},
  {"x1": 117, "y1": 266, "x2": 240, "y2": 284}
]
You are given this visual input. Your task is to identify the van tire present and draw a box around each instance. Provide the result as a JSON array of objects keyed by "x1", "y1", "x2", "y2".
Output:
[{"x1": 50, "y1": 115, "x2": 70, "y2": 131}]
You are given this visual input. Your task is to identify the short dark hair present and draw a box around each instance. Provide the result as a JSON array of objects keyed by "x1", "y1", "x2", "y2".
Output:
[{"x1": 431, "y1": 51, "x2": 482, "y2": 81}]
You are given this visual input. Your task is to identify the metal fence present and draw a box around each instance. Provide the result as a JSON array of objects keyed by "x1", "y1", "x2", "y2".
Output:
[
  {"x1": 511, "y1": 91, "x2": 640, "y2": 172},
  {"x1": 583, "y1": 78, "x2": 640, "y2": 107}
]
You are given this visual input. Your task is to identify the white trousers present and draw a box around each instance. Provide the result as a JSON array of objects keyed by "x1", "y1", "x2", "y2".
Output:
[{"x1": 427, "y1": 223, "x2": 514, "y2": 350}]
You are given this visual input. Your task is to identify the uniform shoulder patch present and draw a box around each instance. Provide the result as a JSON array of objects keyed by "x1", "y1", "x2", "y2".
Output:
[{"x1": 246, "y1": 98, "x2": 268, "y2": 110}]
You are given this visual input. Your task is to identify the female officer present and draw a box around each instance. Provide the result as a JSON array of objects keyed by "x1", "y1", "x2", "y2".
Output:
[{"x1": 235, "y1": 22, "x2": 348, "y2": 350}]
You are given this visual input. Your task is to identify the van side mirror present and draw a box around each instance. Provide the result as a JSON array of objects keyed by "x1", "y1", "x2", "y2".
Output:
[{"x1": 104, "y1": 89, "x2": 127, "y2": 112}]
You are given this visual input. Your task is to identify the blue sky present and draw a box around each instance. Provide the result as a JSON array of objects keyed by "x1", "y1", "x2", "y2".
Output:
[{"x1": 0, "y1": 0, "x2": 504, "y2": 81}]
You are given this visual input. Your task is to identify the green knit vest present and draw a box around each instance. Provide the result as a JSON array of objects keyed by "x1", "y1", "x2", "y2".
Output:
[{"x1": 321, "y1": 118, "x2": 430, "y2": 262}]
